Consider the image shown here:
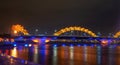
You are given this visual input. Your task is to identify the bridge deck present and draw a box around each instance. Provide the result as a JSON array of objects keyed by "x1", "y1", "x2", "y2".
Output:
[{"x1": 10, "y1": 36, "x2": 120, "y2": 40}]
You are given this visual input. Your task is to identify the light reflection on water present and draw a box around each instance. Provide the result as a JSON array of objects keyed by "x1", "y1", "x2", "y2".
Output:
[
  {"x1": 1, "y1": 44, "x2": 120, "y2": 65},
  {"x1": 10, "y1": 47, "x2": 17, "y2": 57},
  {"x1": 53, "y1": 46, "x2": 57, "y2": 65},
  {"x1": 33, "y1": 45, "x2": 38, "y2": 63}
]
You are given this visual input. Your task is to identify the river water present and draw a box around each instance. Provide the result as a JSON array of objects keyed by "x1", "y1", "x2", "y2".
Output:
[{"x1": 0, "y1": 43, "x2": 120, "y2": 65}]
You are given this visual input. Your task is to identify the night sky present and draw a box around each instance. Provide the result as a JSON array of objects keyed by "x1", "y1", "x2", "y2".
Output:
[{"x1": 0, "y1": 0, "x2": 120, "y2": 35}]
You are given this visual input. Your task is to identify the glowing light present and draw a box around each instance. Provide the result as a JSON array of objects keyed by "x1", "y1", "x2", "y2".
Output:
[
  {"x1": 101, "y1": 40, "x2": 108, "y2": 46},
  {"x1": 5, "y1": 38, "x2": 9, "y2": 42},
  {"x1": 0, "y1": 38, "x2": 3, "y2": 42},
  {"x1": 53, "y1": 46, "x2": 57, "y2": 65},
  {"x1": 70, "y1": 46, "x2": 74, "y2": 60},
  {"x1": 84, "y1": 46, "x2": 87, "y2": 62},
  {"x1": 11, "y1": 47, "x2": 17, "y2": 57},
  {"x1": 45, "y1": 39, "x2": 50, "y2": 43},
  {"x1": 114, "y1": 31, "x2": 120, "y2": 38},
  {"x1": 11, "y1": 39, "x2": 14, "y2": 42},
  {"x1": 13, "y1": 44, "x2": 17, "y2": 46},
  {"x1": 32, "y1": 39, "x2": 40, "y2": 43},
  {"x1": 11, "y1": 24, "x2": 29, "y2": 35},
  {"x1": 33, "y1": 45, "x2": 39, "y2": 63},
  {"x1": 29, "y1": 44, "x2": 32, "y2": 47},
  {"x1": 54, "y1": 26, "x2": 97, "y2": 37},
  {"x1": 34, "y1": 45, "x2": 38, "y2": 54},
  {"x1": 25, "y1": 44, "x2": 28, "y2": 47},
  {"x1": 101, "y1": 40, "x2": 108, "y2": 44},
  {"x1": 53, "y1": 44, "x2": 57, "y2": 47},
  {"x1": 53, "y1": 46, "x2": 57, "y2": 56},
  {"x1": 14, "y1": 30, "x2": 17, "y2": 34}
]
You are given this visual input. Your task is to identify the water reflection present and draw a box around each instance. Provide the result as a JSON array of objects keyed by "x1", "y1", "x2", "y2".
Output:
[
  {"x1": 1, "y1": 43, "x2": 120, "y2": 65},
  {"x1": 84, "y1": 45, "x2": 87, "y2": 64},
  {"x1": 114, "y1": 46, "x2": 120, "y2": 65},
  {"x1": 53, "y1": 46, "x2": 57, "y2": 65},
  {"x1": 11, "y1": 47, "x2": 17, "y2": 57},
  {"x1": 33, "y1": 45, "x2": 38, "y2": 63},
  {"x1": 97, "y1": 46, "x2": 102, "y2": 65},
  {"x1": 108, "y1": 45, "x2": 114, "y2": 65},
  {"x1": 70, "y1": 46, "x2": 74, "y2": 65}
]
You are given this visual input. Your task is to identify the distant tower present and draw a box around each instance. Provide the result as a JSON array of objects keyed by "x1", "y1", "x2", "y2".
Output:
[
  {"x1": 54, "y1": 30, "x2": 57, "y2": 35},
  {"x1": 97, "y1": 32, "x2": 101, "y2": 37},
  {"x1": 35, "y1": 29, "x2": 39, "y2": 35},
  {"x1": 108, "y1": 33, "x2": 113, "y2": 37},
  {"x1": 54, "y1": 30, "x2": 57, "y2": 33}
]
